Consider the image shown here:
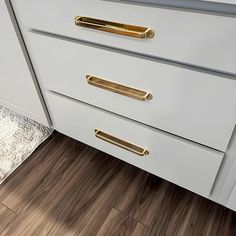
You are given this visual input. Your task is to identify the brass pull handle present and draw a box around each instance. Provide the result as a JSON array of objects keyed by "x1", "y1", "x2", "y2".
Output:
[
  {"x1": 86, "y1": 75, "x2": 153, "y2": 101},
  {"x1": 75, "y1": 16, "x2": 155, "y2": 39},
  {"x1": 95, "y1": 129, "x2": 149, "y2": 156}
]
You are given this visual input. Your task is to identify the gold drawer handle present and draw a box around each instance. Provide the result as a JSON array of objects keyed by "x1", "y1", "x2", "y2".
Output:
[
  {"x1": 75, "y1": 16, "x2": 155, "y2": 39},
  {"x1": 95, "y1": 129, "x2": 149, "y2": 156},
  {"x1": 86, "y1": 75, "x2": 153, "y2": 101}
]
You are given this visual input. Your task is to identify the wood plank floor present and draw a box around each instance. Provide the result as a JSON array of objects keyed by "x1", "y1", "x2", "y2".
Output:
[{"x1": 0, "y1": 131, "x2": 235, "y2": 236}]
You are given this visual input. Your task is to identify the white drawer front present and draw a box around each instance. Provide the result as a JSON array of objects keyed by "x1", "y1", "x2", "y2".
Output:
[
  {"x1": 46, "y1": 91, "x2": 223, "y2": 197},
  {"x1": 27, "y1": 32, "x2": 236, "y2": 151},
  {"x1": 227, "y1": 185, "x2": 236, "y2": 211},
  {"x1": 12, "y1": 0, "x2": 236, "y2": 74}
]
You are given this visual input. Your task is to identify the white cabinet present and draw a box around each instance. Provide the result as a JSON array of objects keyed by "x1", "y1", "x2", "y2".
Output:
[
  {"x1": 10, "y1": 0, "x2": 236, "y2": 210},
  {"x1": 227, "y1": 185, "x2": 236, "y2": 211},
  {"x1": 0, "y1": 0, "x2": 49, "y2": 126}
]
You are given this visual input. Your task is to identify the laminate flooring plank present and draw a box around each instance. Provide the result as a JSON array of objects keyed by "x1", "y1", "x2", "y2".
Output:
[
  {"x1": 114, "y1": 169, "x2": 150, "y2": 215},
  {"x1": 0, "y1": 203, "x2": 16, "y2": 234},
  {"x1": 47, "y1": 157, "x2": 134, "y2": 235},
  {"x1": 144, "y1": 184, "x2": 195, "y2": 236},
  {"x1": 0, "y1": 132, "x2": 235, "y2": 236},
  {"x1": 115, "y1": 172, "x2": 171, "y2": 226},
  {"x1": 132, "y1": 222, "x2": 149, "y2": 236},
  {"x1": 2, "y1": 136, "x2": 134, "y2": 235},
  {"x1": 96, "y1": 208, "x2": 147, "y2": 236},
  {"x1": 0, "y1": 132, "x2": 69, "y2": 212},
  {"x1": 0, "y1": 134, "x2": 91, "y2": 234},
  {"x1": 177, "y1": 196, "x2": 236, "y2": 236},
  {"x1": 1, "y1": 144, "x2": 103, "y2": 235}
]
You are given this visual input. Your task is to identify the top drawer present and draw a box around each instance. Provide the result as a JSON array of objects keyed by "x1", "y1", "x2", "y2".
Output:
[{"x1": 12, "y1": 0, "x2": 236, "y2": 74}]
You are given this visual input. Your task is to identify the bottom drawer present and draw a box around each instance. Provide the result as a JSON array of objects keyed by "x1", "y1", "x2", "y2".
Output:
[{"x1": 46, "y1": 92, "x2": 223, "y2": 197}]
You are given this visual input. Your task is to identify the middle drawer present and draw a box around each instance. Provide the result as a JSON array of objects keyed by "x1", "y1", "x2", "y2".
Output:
[{"x1": 26, "y1": 32, "x2": 236, "y2": 151}]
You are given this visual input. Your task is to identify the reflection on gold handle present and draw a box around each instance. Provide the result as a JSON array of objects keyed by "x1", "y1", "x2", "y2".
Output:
[
  {"x1": 86, "y1": 75, "x2": 153, "y2": 101},
  {"x1": 95, "y1": 129, "x2": 149, "y2": 156},
  {"x1": 75, "y1": 16, "x2": 155, "y2": 39}
]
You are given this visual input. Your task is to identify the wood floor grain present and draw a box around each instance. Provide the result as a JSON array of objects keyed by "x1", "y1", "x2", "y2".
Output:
[
  {"x1": 0, "y1": 131, "x2": 235, "y2": 236},
  {"x1": 97, "y1": 208, "x2": 147, "y2": 236},
  {"x1": 0, "y1": 203, "x2": 16, "y2": 234}
]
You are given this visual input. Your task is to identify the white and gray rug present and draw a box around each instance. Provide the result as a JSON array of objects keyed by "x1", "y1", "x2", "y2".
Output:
[{"x1": 0, "y1": 106, "x2": 52, "y2": 183}]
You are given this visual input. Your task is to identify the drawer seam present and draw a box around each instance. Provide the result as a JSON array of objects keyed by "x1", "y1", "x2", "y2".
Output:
[{"x1": 29, "y1": 29, "x2": 236, "y2": 79}]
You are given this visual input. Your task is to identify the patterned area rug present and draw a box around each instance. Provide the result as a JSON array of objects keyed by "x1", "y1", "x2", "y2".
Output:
[{"x1": 0, "y1": 106, "x2": 52, "y2": 183}]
